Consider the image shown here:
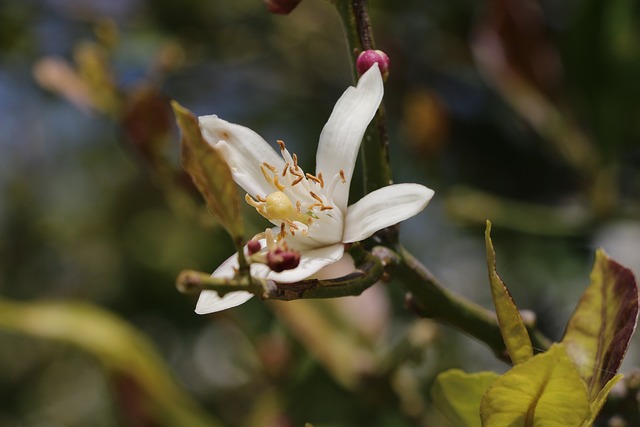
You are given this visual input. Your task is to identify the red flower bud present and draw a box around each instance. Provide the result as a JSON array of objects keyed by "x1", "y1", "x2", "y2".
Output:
[
  {"x1": 267, "y1": 248, "x2": 301, "y2": 272},
  {"x1": 264, "y1": 0, "x2": 302, "y2": 15},
  {"x1": 356, "y1": 50, "x2": 390, "y2": 81},
  {"x1": 247, "y1": 239, "x2": 262, "y2": 255}
]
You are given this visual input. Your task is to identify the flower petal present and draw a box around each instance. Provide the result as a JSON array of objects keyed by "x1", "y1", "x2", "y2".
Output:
[
  {"x1": 267, "y1": 243, "x2": 344, "y2": 283},
  {"x1": 316, "y1": 65, "x2": 384, "y2": 212},
  {"x1": 342, "y1": 183, "x2": 434, "y2": 243},
  {"x1": 195, "y1": 251, "x2": 254, "y2": 314},
  {"x1": 199, "y1": 115, "x2": 284, "y2": 198}
]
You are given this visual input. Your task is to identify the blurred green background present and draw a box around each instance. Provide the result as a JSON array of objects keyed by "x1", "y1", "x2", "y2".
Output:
[{"x1": 1, "y1": 0, "x2": 640, "y2": 425}]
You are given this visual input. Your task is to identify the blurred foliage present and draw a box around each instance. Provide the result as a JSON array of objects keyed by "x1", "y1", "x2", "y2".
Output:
[{"x1": 1, "y1": 0, "x2": 640, "y2": 425}]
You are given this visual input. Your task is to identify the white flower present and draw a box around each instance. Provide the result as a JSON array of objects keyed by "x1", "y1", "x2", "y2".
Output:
[{"x1": 195, "y1": 65, "x2": 434, "y2": 314}]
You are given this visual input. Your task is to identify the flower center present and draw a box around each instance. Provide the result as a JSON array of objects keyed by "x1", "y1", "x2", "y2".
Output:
[
  {"x1": 244, "y1": 140, "x2": 346, "y2": 243},
  {"x1": 264, "y1": 191, "x2": 293, "y2": 220}
]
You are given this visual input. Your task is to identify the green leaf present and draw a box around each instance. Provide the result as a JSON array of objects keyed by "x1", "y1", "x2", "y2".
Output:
[
  {"x1": 583, "y1": 374, "x2": 623, "y2": 426},
  {"x1": 484, "y1": 221, "x2": 533, "y2": 364},
  {"x1": 562, "y1": 249, "x2": 639, "y2": 401},
  {"x1": 432, "y1": 369, "x2": 499, "y2": 427},
  {"x1": 480, "y1": 343, "x2": 591, "y2": 426},
  {"x1": 172, "y1": 100, "x2": 244, "y2": 241}
]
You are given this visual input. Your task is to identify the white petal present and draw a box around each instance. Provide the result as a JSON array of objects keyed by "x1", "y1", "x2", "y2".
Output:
[
  {"x1": 342, "y1": 183, "x2": 434, "y2": 243},
  {"x1": 316, "y1": 65, "x2": 384, "y2": 212},
  {"x1": 310, "y1": 252, "x2": 356, "y2": 280},
  {"x1": 195, "y1": 251, "x2": 255, "y2": 314},
  {"x1": 267, "y1": 243, "x2": 344, "y2": 283},
  {"x1": 199, "y1": 115, "x2": 284, "y2": 198},
  {"x1": 195, "y1": 290, "x2": 254, "y2": 314}
]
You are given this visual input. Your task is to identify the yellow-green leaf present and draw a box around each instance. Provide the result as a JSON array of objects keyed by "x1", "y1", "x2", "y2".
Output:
[
  {"x1": 583, "y1": 374, "x2": 622, "y2": 426},
  {"x1": 484, "y1": 221, "x2": 533, "y2": 365},
  {"x1": 562, "y1": 249, "x2": 638, "y2": 401},
  {"x1": 432, "y1": 369, "x2": 499, "y2": 427},
  {"x1": 480, "y1": 343, "x2": 590, "y2": 427},
  {"x1": 172, "y1": 100, "x2": 244, "y2": 240}
]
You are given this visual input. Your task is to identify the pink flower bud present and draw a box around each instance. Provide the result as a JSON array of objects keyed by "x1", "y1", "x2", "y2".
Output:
[
  {"x1": 264, "y1": 0, "x2": 302, "y2": 15},
  {"x1": 247, "y1": 239, "x2": 262, "y2": 255},
  {"x1": 356, "y1": 50, "x2": 390, "y2": 81},
  {"x1": 267, "y1": 248, "x2": 301, "y2": 272}
]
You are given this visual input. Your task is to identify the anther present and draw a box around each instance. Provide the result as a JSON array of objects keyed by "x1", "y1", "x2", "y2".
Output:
[
  {"x1": 306, "y1": 173, "x2": 321, "y2": 185},
  {"x1": 282, "y1": 163, "x2": 289, "y2": 177},
  {"x1": 296, "y1": 200, "x2": 301, "y2": 213},
  {"x1": 310, "y1": 191, "x2": 324, "y2": 203},
  {"x1": 277, "y1": 140, "x2": 286, "y2": 151},
  {"x1": 256, "y1": 195, "x2": 266, "y2": 202},
  {"x1": 318, "y1": 172, "x2": 324, "y2": 188},
  {"x1": 339, "y1": 169, "x2": 346, "y2": 183},
  {"x1": 261, "y1": 165, "x2": 273, "y2": 183},
  {"x1": 263, "y1": 162, "x2": 277, "y2": 172},
  {"x1": 245, "y1": 194, "x2": 261, "y2": 208},
  {"x1": 292, "y1": 176, "x2": 303, "y2": 186},
  {"x1": 320, "y1": 206, "x2": 333, "y2": 211},
  {"x1": 273, "y1": 176, "x2": 286, "y2": 191},
  {"x1": 285, "y1": 219, "x2": 299, "y2": 230},
  {"x1": 293, "y1": 153, "x2": 299, "y2": 170}
]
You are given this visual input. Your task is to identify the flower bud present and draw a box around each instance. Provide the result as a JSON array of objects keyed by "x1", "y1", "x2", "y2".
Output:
[
  {"x1": 264, "y1": 0, "x2": 302, "y2": 15},
  {"x1": 267, "y1": 247, "x2": 301, "y2": 272},
  {"x1": 247, "y1": 239, "x2": 262, "y2": 255},
  {"x1": 356, "y1": 50, "x2": 390, "y2": 81}
]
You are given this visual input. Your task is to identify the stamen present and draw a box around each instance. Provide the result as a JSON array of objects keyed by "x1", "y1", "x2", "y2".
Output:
[
  {"x1": 293, "y1": 153, "x2": 299, "y2": 171},
  {"x1": 286, "y1": 219, "x2": 299, "y2": 230},
  {"x1": 339, "y1": 169, "x2": 346, "y2": 184},
  {"x1": 318, "y1": 172, "x2": 324, "y2": 188},
  {"x1": 277, "y1": 139, "x2": 286, "y2": 151},
  {"x1": 265, "y1": 229, "x2": 276, "y2": 249},
  {"x1": 320, "y1": 206, "x2": 334, "y2": 211},
  {"x1": 278, "y1": 223, "x2": 286, "y2": 240},
  {"x1": 256, "y1": 195, "x2": 266, "y2": 202},
  {"x1": 296, "y1": 200, "x2": 301, "y2": 214},
  {"x1": 273, "y1": 176, "x2": 286, "y2": 191},
  {"x1": 308, "y1": 203, "x2": 323, "y2": 210},
  {"x1": 292, "y1": 176, "x2": 304, "y2": 186},
  {"x1": 306, "y1": 173, "x2": 322, "y2": 185},
  {"x1": 260, "y1": 165, "x2": 273, "y2": 184},
  {"x1": 245, "y1": 194, "x2": 261, "y2": 208},
  {"x1": 282, "y1": 163, "x2": 289, "y2": 177},
  {"x1": 263, "y1": 162, "x2": 277, "y2": 172},
  {"x1": 310, "y1": 191, "x2": 324, "y2": 203}
]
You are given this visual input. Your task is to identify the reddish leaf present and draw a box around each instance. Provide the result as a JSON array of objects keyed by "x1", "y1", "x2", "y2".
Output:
[{"x1": 562, "y1": 249, "x2": 639, "y2": 401}]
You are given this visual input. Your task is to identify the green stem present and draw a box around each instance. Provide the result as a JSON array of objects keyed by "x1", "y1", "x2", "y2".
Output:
[
  {"x1": 334, "y1": 0, "x2": 392, "y2": 197},
  {"x1": 394, "y1": 246, "x2": 552, "y2": 361},
  {"x1": 177, "y1": 246, "x2": 384, "y2": 301}
]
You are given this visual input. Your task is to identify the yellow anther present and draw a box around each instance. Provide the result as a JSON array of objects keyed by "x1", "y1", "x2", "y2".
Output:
[
  {"x1": 261, "y1": 164, "x2": 273, "y2": 183},
  {"x1": 263, "y1": 162, "x2": 277, "y2": 172},
  {"x1": 273, "y1": 175, "x2": 286, "y2": 191},
  {"x1": 245, "y1": 194, "x2": 261, "y2": 208},
  {"x1": 264, "y1": 191, "x2": 293, "y2": 220}
]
